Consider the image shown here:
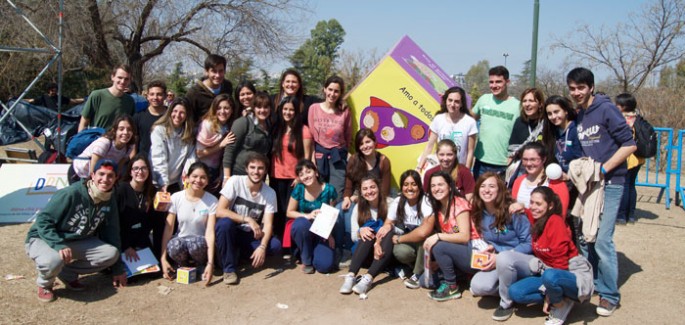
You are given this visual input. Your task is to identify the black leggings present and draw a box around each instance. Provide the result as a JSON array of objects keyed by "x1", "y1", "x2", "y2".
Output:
[{"x1": 349, "y1": 233, "x2": 394, "y2": 277}]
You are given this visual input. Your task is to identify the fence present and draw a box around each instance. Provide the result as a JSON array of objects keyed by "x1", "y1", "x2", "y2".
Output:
[{"x1": 636, "y1": 127, "x2": 684, "y2": 210}]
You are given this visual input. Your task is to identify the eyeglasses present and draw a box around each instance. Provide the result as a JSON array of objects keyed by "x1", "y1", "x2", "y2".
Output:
[{"x1": 132, "y1": 166, "x2": 149, "y2": 172}]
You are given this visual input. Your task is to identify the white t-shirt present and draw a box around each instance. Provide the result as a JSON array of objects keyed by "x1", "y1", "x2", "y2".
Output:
[
  {"x1": 387, "y1": 196, "x2": 434, "y2": 234},
  {"x1": 516, "y1": 178, "x2": 549, "y2": 208},
  {"x1": 169, "y1": 191, "x2": 218, "y2": 238},
  {"x1": 429, "y1": 113, "x2": 478, "y2": 164},
  {"x1": 73, "y1": 137, "x2": 131, "y2": 178},
  {"x1": 220, "y1": 175, "x2": 277, "y2": 232}
]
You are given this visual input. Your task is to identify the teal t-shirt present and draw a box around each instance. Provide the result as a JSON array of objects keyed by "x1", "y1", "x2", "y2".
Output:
[
  {"x1": 472, "y1": 94, "x2": 520, "y2": 165},
  {"x1": 81, "y1": 88, "x2": 135, "y2": 130},
  {"x1": 290, "y1": 183, "x2": 337, "y2": 214}
]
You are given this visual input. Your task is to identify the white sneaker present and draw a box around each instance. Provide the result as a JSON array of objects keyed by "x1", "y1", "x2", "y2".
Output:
[
  {"x1": 339, "y1": 273, "x2": 356, "y2": 294},
  {"x1": 545, "y1": 298, "x2": 574, "y2": 325},
  {"x1": 352, "y1": 274, "x2": 372, "y2": 295}
]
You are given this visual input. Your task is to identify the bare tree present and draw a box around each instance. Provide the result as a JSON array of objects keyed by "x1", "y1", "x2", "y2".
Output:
[
  {"x1": 552, "y1": 0, "x2": 685, "y2": 92},
  {"x1": 334, "y1": 48, "x2": 380, "y2": 91},
  {"x1": 88, "y1": 0, "x2": 307, "y2": 88}
]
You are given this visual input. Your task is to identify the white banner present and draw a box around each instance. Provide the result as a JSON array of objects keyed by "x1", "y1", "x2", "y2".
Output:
[{"x1": 0, "y1": 164, "x2": 70, "y2": 223}]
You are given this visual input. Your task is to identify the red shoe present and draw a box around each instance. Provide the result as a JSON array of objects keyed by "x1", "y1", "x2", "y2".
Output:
[
  {"x1": 37, "y1": 287, "x2": 56, "y2": 303},
  {"x1": 63, "y1": 279, "x2": 86, "y2": 291}
]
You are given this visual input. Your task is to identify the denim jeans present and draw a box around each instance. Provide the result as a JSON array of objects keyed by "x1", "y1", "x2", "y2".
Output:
[
  {"x1": 290, "y1": 217, "x2": 335, "y2": 273},
  {"x1": 470, "y1": 250, "x2": 534, "y2": 309},
  {"x1": 509, "y1": 268, "x2": 579, "y2": 305},
  {"x1": 578, "y1": 183, "x2": 622, "y2": 305},
  {"x1": 618, "y1": 166, "x2": 641, "y2": 223},
  {"x1": 333, "y1": 201, "x2": 355, "y2": 251},
  {"x1": 473, "y1": 159, "x2": 507, "y2": 179}
]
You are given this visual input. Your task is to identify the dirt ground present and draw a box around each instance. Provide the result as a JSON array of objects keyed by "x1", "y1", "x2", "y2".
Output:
[{"x1": 0, "y1": 182, "x2": 683, "y2": 325}]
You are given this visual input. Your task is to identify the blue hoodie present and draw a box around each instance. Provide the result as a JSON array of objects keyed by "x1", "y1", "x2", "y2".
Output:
[
  {"x1": 576, "y1": 95, "x2": 635, "y2": 184},
  {"x1": 480, "y1": 211, "x2": 532, "y2": 254}
]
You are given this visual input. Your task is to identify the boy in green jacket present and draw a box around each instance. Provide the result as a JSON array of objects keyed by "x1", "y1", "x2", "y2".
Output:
[{"x1": 25, "y1": 159, "x2": 127, "y2": 302}]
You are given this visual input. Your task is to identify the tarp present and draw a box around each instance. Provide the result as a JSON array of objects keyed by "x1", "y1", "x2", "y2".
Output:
[
  {"x1": 0, "y1": 100, "x2": 82, "y2": 148},
  {"x1": 346, "y1": 35, "x2": 463, "y2": 188}
]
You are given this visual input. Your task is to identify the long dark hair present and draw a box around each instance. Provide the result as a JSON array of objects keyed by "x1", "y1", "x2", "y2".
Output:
[
  {"x1": 123, "y1": 154, "x2": 154, "y2": 210},
  {"x1": 541, "y1": 95, "x2": 576, "y2": 164},
  {"x1": 272, "y1": 96, "x2": 304, "y2": 161},
  {"x1": 104, "y1": 115, "x2": 138, "y2": 150},
  {"x1": 347, "y1": 128, "x2": 378, "y2": 187},
  {"x1": 323, "y1": 75, "x2": 346, "y2": 113},
  {"x1": 437, "y1": 86, "x2": 470, "y2": 116},
  {"x1": 471, "y1": 172, "x2": 514, "y2": 235},
  {"x1": 427, "y1": 170, "x2": 462, "y2": 233},
  {"x1": 357, "y1": 174, "x2": 387, "y2": 226},
  {"x1": 530, "y1": 186, "x2": 563, "y2": 239},
  {"x1": 396, "y1": 170, "x2": 425, "y2": 226}
]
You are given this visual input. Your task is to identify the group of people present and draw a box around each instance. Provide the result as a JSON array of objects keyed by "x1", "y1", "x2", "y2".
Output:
[{"x1": 25, "y1": 56, "x2": 643, "y2": 324}]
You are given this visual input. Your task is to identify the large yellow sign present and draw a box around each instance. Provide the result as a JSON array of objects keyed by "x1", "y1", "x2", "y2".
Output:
[{"x1": 347, "y1": 36, "x2": 459, "y2": 189}]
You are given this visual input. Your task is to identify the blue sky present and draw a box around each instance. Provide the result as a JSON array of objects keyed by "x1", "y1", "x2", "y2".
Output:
[{"x1": 275, "y1": 0, "x2": 649, "y2": 81}]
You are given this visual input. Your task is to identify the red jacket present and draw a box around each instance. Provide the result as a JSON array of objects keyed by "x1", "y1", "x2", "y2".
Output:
[
  {"x1": 511, "y1": 175, "x2": 570, "y2": 218},
  {"x1": 527, "y1": 213, "x2": 578, "y2": 270}
]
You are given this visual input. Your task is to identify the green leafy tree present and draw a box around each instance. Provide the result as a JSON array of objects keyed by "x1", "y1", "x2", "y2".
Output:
[
  {"x1": 167, "y1": 62, "x2": 190, "y2": 97},
  {"x1": 464, "y1": 60, "x2": 490, "y2": 95},
  {"x1": 290, "y1": 19, "x2": 346, "y2": 95}
]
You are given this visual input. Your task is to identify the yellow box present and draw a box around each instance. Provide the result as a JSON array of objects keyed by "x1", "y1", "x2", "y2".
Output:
[
  {"x1": 154, "y1": 191, "x2": 171, "y2": 212},
  {"x1": 176, "y1": 267, "x2": 197, "y2": 284}
]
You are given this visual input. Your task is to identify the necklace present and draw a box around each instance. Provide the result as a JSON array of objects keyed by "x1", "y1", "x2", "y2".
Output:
[{"x1": 135, "y1": 191, "x2": 145, "y2": 210}]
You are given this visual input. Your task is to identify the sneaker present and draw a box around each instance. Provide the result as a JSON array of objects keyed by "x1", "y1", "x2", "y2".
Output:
[
  {"x1": 403, "y1": 274, "x2": 420, "y2": 289},
  {"x1": 596, "y1": 298, "x2": 618, "y2": 317},
  {"x1": 302, "y1": 265, "x2": 315, "y2": 274},
  {"x1": 429, "y1": 282, "x2": 461, "y2": 301},
  {"x1": 492, "y1": 306, "x2": 515, "y2": 321},
  {"x1": 545, "y1": 298, "x2": 574, "y2": 325},
  {"x1": 63, "y1": 279, "x2": 86, "y2": 292},
  {"x1": 339, "y1": 273, "x2": 356, "y2": 294},
  {"x1": 628, "y1": 218, "x2": 636, "y2": 224},
  {"x1": 352, "y1": 274, "x2": 372, "y2": 295},
  {"x1": 616, "y1": 219, "x2": 627, "y2": 226},
  {"x1": 37, "y1": 286, "x2": 55, "y2": 303},
  {"x1": 222, "y1": 272, "x2": 238, "y2": 285}
]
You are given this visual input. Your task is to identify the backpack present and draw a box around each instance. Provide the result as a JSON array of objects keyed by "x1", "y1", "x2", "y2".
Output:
[
  {"x1": 633, "y1": 115, "x2": 657, "y2": 158},
  {"x1": 65, "y1": 127, "x2": 106, "y2": 159}
]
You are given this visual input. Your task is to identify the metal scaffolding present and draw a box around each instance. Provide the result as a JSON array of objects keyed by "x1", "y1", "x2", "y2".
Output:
[{"x1": 0, "y1": 0, "x2": 64, "y2": 156}]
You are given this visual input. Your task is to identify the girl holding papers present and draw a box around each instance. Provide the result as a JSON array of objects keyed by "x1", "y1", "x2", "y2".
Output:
[{"x1": 286, "y1": 160, "x2": 337, "y2": 274}]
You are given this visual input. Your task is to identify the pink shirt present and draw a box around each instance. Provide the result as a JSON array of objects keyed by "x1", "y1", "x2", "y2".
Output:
[
  {"x1": 307, "y1": 103, "x2": 351, "y2": 149},
  {"x1": 272, "y1": 126, "x2": 311, "y2": 179}
]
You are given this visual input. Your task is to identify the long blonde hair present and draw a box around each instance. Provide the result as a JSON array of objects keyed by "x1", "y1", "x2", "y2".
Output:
[{"x1": 153, "y1": 97, "x2": 195, "y2": 143}]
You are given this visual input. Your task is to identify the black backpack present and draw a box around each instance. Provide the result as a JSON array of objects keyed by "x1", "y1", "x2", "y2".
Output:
[{"x1": 633, "y1": 115, "x2": 657, "y2": 158}]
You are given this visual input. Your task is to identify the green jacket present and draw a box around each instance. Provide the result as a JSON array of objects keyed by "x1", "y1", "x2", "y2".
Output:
[{"x1": 26, "y1": 181, "x2": 124, "y2": 274}]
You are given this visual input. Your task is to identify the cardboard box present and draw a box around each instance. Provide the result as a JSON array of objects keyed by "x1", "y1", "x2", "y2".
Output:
[
  {"x1": 176, "y1": 267, "x2": 197, "y2": 284},
  {"x1": 154, "y1": 191, "x2": 171, "y2": 211},
  {"x1": 470, "y1": 252, "x2": 491, "y2": 270}
]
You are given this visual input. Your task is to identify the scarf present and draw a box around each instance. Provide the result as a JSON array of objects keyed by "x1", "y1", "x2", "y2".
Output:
[
  {"x1": 87, "y1": 179, "x2": 113, "y2": 205},
  {"x1": 196, "y1": 119, "x2": 223, "y2": 148}
]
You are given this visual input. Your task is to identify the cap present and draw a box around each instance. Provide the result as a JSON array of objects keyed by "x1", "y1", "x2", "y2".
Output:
[{"x1": 93, "y1": 159, "x2": 118, "y2": 175}]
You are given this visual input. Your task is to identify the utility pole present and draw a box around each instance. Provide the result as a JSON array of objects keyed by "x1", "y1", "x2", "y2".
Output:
[
  {"x1": 503, "y1": 53, "x2": 509, "y2": 67},
  {"x1": 530, "y1": 0, "x2": 540, "y2": 87}
]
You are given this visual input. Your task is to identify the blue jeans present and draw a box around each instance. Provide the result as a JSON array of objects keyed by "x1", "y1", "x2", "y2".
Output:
[
  {"x1": 215, "y1": 218, "x2": 282, "y2": 273},
  {"x1": 618, "y1": 166, "x2": 641, "y2": 223},
  {"x1": 509, "y1": 268, "x2": 579, "y2": 305},
  {"x1": 334, "y1": 201, "x2": 355, "y2": 251},
  {"x1": 290, "y1": 217, "x2": 335, "y2": 273},
  {"x1": 473, "y1": 159, "x2": 507, "y2": 179},
  {"x1": 578, "y1": 183, "x2": 622, "y2": 305},
  {"x1": 431, "y1": 241, "x2": 475, "y2": 283}
]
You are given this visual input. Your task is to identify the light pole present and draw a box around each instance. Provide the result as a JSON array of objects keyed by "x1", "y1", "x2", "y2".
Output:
[{"x1": 503, "y1": 53, "x2": 509, "y2": 67}]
